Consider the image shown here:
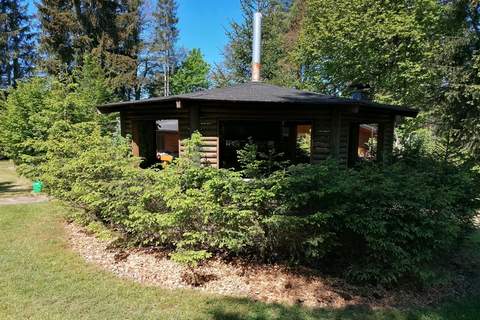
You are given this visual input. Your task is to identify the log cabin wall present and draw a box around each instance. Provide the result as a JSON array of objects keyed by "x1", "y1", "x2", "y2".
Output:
[
  {"x1": 198, "y1": 104, "x2": 331, "y2": 169},
  {"x1": 339, "y1": 110, "x2": 395, "y2": 166},
  {"x1": 197, "y1": 104, "x2": 333, "y2": 167},
  {"x1": 195, "y1": 104, "x2": 396, "y2": 166},
  {"x1": 119, "y1": 104, "x2": 189, "y2": 160},
  {"x1": 119, "y1": 102, "x2": 396, "y2": 168},
  {"x1": 311, "y1": 114, "x2": 334, "y2": 163}
]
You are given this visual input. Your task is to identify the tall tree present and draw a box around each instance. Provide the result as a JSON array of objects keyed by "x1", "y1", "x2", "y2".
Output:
[
  {"x1": 37, "y1": 0, "x2": 143, "y2": 100},
  {"x1": 147, "y1": 0, "x2": 179, "y2": 97},
  {"x1": 170, "y1": 48, "x2": 209, "y2": 95},
  {"x1": 108, "y1": 0, "x2": 143, "y2": 100},
  {"x1": 0, "y1": 0, "x2": 36, "y2": 89},
  {"x1": 432, "y1": 1, "x2": 480, "y2": 161},
  {"x1": 37, "y1": 0, "x2": 84, "y2": 73},
  {"x1": 296, "y1": 0, "x2": 443, "y2": 106},
  {"x1": 217, "y1": 0, "x2": 294, "y2": 85}
]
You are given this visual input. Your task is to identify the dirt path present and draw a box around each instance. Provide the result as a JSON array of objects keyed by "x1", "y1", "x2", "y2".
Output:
[{"x1": 0, "y1": 160, "x2": 49, "y2": 205}]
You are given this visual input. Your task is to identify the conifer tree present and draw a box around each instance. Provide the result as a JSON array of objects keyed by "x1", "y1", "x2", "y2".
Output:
[
  {"x1": 171, "y1": 48, "x2": 209, "y2": 95},
  {"x1": 432, "y1": 1, "x2": 480, "y2": 161},
  {"x1": 0, "y1": 0, "x2": 36, "y2": 89},
  {"x1": 110, "y1": 0, "x2": 143, "y2": 100},
  {"x1": 36, "y1": 0, "x2": 77, "y2": 73},
  {"x1": 148, "y1": 0, "x2": 179, "y2": 97},
  {"x1": 37, "y1": 0, "x2": 143, "y2": 100}
]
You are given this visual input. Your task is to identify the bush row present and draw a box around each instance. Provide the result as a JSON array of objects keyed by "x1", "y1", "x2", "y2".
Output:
[{"x1": 37, "y1": 122, "x2": 480, "y2": 285}]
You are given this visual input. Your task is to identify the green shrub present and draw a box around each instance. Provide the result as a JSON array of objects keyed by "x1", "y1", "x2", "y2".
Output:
[
  {"x1": 0, "y1": 57, "x2": 114, "y2": 178},
  {"x1": 270, "y1": 159, "x2": 479, "y2": 284},
  {"x1": 37, "y1": 127, "x2": 479, "y2": 286},
  {"x1": 237, "y1": 139, "x2": 290, "y2": 178}
]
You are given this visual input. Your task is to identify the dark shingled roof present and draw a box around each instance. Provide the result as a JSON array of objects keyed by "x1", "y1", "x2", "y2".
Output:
[{"x1": 98, "y1": 82, "x2": 418, "y2": 116}]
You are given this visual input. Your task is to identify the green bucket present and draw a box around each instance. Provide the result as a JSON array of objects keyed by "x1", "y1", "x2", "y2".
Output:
[{"x1": 32, "y1": 180, "x2": 43, "y2": 193}]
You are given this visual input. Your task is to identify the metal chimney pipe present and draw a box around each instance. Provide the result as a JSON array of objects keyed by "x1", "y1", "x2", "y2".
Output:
[{"x1": 251, "y1": 12, "x2": 262, "y2": 82}]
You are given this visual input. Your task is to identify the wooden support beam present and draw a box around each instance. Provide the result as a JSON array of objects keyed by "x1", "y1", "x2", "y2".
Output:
[
  {"x1": 374, "y1": 116, "x2": 395, "y2": 164},
  {"x1": 311, "y1": 119, "x2": 332, "y2": 164},
  {"x1": 377, "y1": 123, "x2": 385, "y2": 163},
  {"x1": 347, "y1": 123, "x2": 360, "y2": 167},
  {"x1": 190, "y1": 105, "x2": 200, "y2": 134},
  {"x1": 119, "y1": 112, "x2": 126, "y2": 137},
  {"x1": 131, "y1": 120, "x2": 140, "y2": 157},
  {"x1": 330, "y1": 110, "x2": 341, "y2": 160}
]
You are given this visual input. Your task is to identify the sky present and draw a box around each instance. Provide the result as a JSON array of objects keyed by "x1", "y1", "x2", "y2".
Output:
[
  {"x1": 27, "y1": 0, "x2": 243, "y2": 66},
  {"x1": 176, "y1": 0, "x2": 242, "y2": 65}
]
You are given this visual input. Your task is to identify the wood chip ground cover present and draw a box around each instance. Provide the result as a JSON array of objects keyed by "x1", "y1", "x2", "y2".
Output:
[{"x1": 65, "y1": 221, "x2": 479, "y2": 310}]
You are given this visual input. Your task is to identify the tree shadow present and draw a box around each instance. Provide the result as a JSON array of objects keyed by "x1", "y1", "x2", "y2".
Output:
[
  {"x1": 0, "y1": 181, "x2": 31, "y2": 195},
  {"x1": 206, "y1": 296, "x2": 395, "y2": 320},
  {"x1": 209, "y1": 298, "x2": 398, "y2": 320},
  {"x1": 205, "y1": 295, "x2": 478, "y2": 320}
]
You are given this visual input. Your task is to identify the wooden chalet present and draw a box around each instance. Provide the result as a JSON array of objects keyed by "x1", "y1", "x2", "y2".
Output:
[
  {"x1": 97, "y1": 82, "x2": 418, "y2": 168},
  {"x1": 97, "y1": 12, "x2": 417, "y2": 169}
]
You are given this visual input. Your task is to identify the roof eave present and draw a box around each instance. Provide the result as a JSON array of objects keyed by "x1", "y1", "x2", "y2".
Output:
[{"x1": 97, "y1": 97, "x2": 419, "y2": 117}]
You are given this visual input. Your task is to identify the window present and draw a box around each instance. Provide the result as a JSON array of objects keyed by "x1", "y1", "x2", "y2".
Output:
[
  {"x1": 295, "y1": 124, "x2": 312, "y2": 163},
  {"x1": 358, "y1": 124, "x2": 378, "y2": 161},
  {"x1": 348, "y1": 123, "x2": 378, "y2": 166},
  {"x1": 156, "y1": 120, "x2": 179, "y2": 162}
]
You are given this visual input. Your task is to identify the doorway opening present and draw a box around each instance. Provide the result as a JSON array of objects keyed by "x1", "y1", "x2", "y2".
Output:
[
  {"x1": 156, "y1": 119, "x2": 179, "y2": 163},
  {"x1": 219, "y1": 120, "x2": 312, "y2": 169},
  {"x1": 348, "y1": 123, "x2": 378, "y2": 166},
  {"x1": 294, "y1": 124, "x2": 312, "y2": 163}
]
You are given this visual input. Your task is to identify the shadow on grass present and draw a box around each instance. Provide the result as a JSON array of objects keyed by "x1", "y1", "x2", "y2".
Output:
[
  {"x1": 0, "y1": 181, "x2": 31, "y2": 195},
  {"x1": 205, "y1": 294, "x2": 480, "y2": 320},
  {"x1": 208, "y1": 300, "x2": 375, "y2": 320},
  {"x1": 1, "y1": 202, "x2": 479, "y2": 320}
]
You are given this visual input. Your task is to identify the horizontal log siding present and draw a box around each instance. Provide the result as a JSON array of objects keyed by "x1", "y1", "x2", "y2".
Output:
[
  {"x1": 381, "y1": 119, "x2": 395, "y2": 162},
  {"x1": 119, "y1": 112, "x2": 132, "y2": 137},
  {"x1": 179, "y1": 136, "x2": 220, "y2": 168},
  {"x1": 119, "y1": 103, "x2": 396, "y2": 167},
  {"x1": 311, "y1": 116, "x2": 332, "y2": 163}
]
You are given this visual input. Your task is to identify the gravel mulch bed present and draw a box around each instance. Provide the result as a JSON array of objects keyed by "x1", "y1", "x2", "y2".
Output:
[{"x1": 65, "y1": 222, "x2": 478, "y2": 309}]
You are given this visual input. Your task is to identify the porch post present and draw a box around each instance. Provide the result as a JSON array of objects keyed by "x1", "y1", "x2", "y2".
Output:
[
  {"x1": 378, "y1": 117, "x2": 395, "y2": 163},
  {"x1": 190, "y1": 105, "x2": 200, "y2": 134},
  {"x1": 131, "y1": 120, "x2": 140, "y2": 157},
  {"x1": 330, "y1": 110, "x2": 341, "y2": 160}
]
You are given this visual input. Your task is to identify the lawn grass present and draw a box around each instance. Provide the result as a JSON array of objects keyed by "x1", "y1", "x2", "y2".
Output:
[
  {"x1": 0, "y1": 160, "x2": 32, "y2": 198},
  {"x1": 0, "y1": 159, "x2": 479, "y2": 319},
  {"x1": 1, "y1": 203, "x2": 479, "y2": 320}
]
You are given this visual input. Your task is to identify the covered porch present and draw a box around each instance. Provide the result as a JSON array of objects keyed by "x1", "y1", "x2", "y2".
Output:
[{"x1": 99, "y1": 82, "x2": 418, "y2": 168}]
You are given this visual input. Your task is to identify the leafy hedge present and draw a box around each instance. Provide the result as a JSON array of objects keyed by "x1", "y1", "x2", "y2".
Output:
[{"x1": 37, "y1": 123, "x2": 480, "y2": 285}]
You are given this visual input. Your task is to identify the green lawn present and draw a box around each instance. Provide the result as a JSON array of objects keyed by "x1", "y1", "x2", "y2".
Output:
[
  {"x1": 0, "y1": 162, "x2": 479, "y2": 319},
  {"x1": 0, "y1": 160, "x2": 32, "y2": 198}
]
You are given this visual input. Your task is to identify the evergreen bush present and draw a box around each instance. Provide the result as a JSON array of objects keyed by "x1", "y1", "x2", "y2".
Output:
[
  {"x1": 21, "y1": 125, "x2": 480, "y2": 285},
  {"x1": 3, "y1": 44, "x2": 476, "y2": 286}
]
